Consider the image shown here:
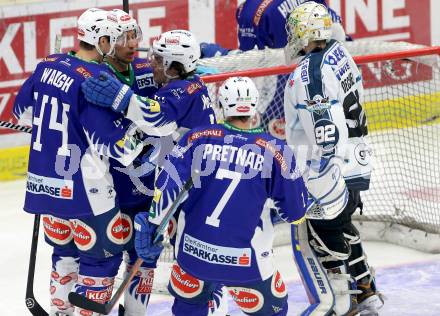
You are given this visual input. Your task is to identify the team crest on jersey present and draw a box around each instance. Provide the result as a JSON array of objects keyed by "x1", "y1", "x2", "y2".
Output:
[
  {"x1": 70, "y1": 219, "x2": 97, "y2": 251},
  {"x1": 106, "y1": 213, "x2": 125, "y2": 245},
  {"x1": 305, "y1": 95, "x2": 331, "y2": 115},
  {"x1": 271, "y1": 271, "x2": 287, "y2": 298},
  {"x1": 187, "y1": 82, "x2": 203, "y2": 94},
  {"x1": 42, "y1": 215, "x2": 73, "y2": 245},
  {"x1": 170, "y1": 264, "x2": 203, "y2": 298},
  {"x1": 76, "y1": 66, "x2": 92, "y2": 79},
  {"x1": 228, "y1": 287, "x2": 264, "y2": 313}
]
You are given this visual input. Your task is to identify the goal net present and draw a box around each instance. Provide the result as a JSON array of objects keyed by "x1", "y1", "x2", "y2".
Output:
[{"x1": 151, "y1": 41, "x2": 440, "y2": 294}]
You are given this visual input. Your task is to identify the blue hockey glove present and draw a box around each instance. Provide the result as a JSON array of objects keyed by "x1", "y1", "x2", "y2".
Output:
[
  {"x1": 81, "y1": 71, "x2": 134, "y2": 112},
  {"x1": 200, "y1": 42, "x2": 230, "y2": 58},
  {"x1": 134, "y1": 212, "x2": 164, "y2": 265}
]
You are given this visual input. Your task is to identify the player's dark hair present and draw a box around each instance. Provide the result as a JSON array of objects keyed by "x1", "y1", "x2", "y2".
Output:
[
  {"x1": 79, "y1": 41, "x2": 95, "y2": 51},
  {"x1": 170, "y1": 61, "x2": 196, "y2": 79},
  {"x1": 79, "y1": 36, "x2": 111, "y2": 51}
]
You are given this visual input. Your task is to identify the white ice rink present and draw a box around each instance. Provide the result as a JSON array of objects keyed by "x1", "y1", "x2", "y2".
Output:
[{"x1": 1, "y1": 179, "x2": 440, "y2": 315}]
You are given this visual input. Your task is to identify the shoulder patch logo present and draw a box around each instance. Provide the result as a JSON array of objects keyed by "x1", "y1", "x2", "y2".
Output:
[
  {"x1": 187, "y1": 82, "x2": 203, "y2": 94},
  {"x1": 75, "y1": 66, "x2": 92, "y2": 79},
  {"x1": 135, "y1": 62, "x2": 150, "y2": 69}
]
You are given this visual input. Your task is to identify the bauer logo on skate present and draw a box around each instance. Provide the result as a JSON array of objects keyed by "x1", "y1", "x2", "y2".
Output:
[
  {"x1": 26, "y1": 172, "x2": 74, "y2": 199},
  {"x1": 170, "y1": 264, "x2": 203, "y2": 298},
  {"x1": 183, "y1": 234, "x2": 252, "y2": 267},
  {"x1": 228, "y1": 287, "x2": 264, "y2": 313}
]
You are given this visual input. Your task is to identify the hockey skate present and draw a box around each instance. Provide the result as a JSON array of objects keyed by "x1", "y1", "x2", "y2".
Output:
[{"x1": 357, "y1": 277, "x2": 384, "y2": 316}]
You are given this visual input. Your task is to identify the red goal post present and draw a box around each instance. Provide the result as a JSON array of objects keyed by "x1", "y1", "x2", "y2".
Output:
[{"x1": 199, "y1": 42, "x2": 440, "y2": 253}]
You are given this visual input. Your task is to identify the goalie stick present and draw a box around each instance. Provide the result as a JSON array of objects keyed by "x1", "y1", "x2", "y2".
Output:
[{"x1": 68, "y1": 171, "x2": 198, "y2": 314}]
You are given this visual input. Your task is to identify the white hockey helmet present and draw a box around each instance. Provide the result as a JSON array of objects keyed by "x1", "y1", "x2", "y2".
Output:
[
  {"x1": 218, "y1": 77, "x2": 259, "y2": 118},
  {"x1": 285, "y1": 1, "x2": 332, "y2": 60},
  {"x1": 108, "y1": 9, "x2": 142, "y2": 46},
  {"x1": 152, "y1": 30, "x2": 201, "y2": 73},
  {"x1": 77, "y1": 8, "x2": 122, "y2": 56}
]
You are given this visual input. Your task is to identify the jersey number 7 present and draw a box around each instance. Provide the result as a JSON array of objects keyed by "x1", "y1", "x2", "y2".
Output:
[{"x1": 205, "y1": 168, "x2": 241, "y2": 227}]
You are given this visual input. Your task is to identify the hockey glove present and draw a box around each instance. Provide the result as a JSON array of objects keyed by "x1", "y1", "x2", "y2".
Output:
[
  {"x1": 134, "y1": 212, "x2": 164, "y2": 265},
  {"x1": 200, "y1": 42, "x2": 230, "y2": 58},
  {"x1": 81, "y1": 71, "x2": 134, "y2": 112}
]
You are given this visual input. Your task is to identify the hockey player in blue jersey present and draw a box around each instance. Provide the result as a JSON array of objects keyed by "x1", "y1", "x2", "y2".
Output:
[
  {"x1": 13, "y1": 8, "x2": 147, "y2": 316},
  {"x1": 81, "y1": 29, "x2": 216, "y2": 137},
  {"x1": 283, "y1": 2, "x2": 382, "y2": 315},
  {"x1": 133, "y1": 76, "x2": 308, "y2": 316},
  {"x1": 100, "y1": 10, "x2": 159, "y2": 316}
]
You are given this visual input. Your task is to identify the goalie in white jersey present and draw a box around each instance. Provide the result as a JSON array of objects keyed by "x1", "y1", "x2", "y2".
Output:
[{"x1": 283, "y1": 2, "x2": 383, "y2": 316}]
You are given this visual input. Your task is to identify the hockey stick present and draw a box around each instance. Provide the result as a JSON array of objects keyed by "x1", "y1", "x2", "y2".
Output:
[
  {"x1": 0, "y1": 120, "x2": 32, "y2": 133},
  {"x1": 68, "y1": 171, "x2": 198, "y2": 314},
  {"x1": 25, "y1": 214, "x2": 49, "y2": 316},
  {"x1": 23, "y1": 33, "x2": 63, "y2": 316}
]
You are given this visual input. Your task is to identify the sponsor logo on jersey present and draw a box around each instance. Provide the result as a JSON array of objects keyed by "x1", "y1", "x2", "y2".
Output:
[
  {"x1": 253, "y1": 0, "x2": 274, "y2": 26},
  {"x1": 300, "y1": 58, "x2": 310, "y2": 83},
  {"x1": 183, "y1": 234, "x2": 252, "y2": 267},
  {"x1": 255, "y1": 138, "x2": 288, "y2": 172},
  {"x1": 85, "y1": 286, "x2": 113, "y2": 304},
  {"x1": 76, "y1": 66, "x2": 92, "y2": 79},
  {"x1": 228, "y1": 287, "x2": 264, "y2": 313},
  {"x1": 60, "y1": 274, "x2": 75, "y2": 285},
  {"x1": 52, "y1": 298, "x2": 64, "y2": 307},
  {"x1": 136, "y1": 73, "x2": 155, "y2": 89},
  {"x1": 70, "y1": 219, "x2": 97, "y2": 251},
  {"x1": 82, "y1": 278, "x2": 96, "y2": 286},
  {"x1": 271, "y1": 271, "x2": 287, "y2": 298},
  {"x1": 42, "y1": 215, "x2": 73, "y2": 245},
  {"x1": 186, "y1": 82, "x2": 203, "y2": 94},
  {"x1": 135, "y1": 62, "x2": 150, "y2": 69},
  {"x1": 354, "y1": 142, "x2": 372, "y2": 166},
  {"x1": 305, "y1": 95, "x2": 331, "y2": 115},
  {"x1": 169, "y1": 264, "x2": 203, "y2": 298},
  {"x1": 167, "y1": 216, "x2": 177, "y2": 240},
  {"x1": 325, "y1": 45, "x2": 346, "y2": 66},
  {"x1": 188, "y1": 129, "x2": 224, "y2": 143},
  {"x1": 268, "y1": 118, "x2": 286, "y2": 140},
  {"x1": 50, "y1": 286, "x2": 56, "y2": 295},
  {"x1": 106, "y1": 213, "x2": 125, "y2": 245},
  {"x1": 44, "y1": 56, "x2": 58, "y2": 62},
  {"x1": 26, "y1": 173, "x2": 74, "y2": 200},
  {"x1": 137, "y1": 275, "x2": 154, "y2": 294}
]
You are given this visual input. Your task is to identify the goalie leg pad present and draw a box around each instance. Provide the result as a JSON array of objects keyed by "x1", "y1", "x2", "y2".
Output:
[{"x1": 291, "y1": 222, "x2": 335, "y2": 315}]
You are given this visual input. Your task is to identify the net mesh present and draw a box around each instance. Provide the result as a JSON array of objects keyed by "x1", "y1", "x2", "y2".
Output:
[{"x1": 152, "y1": 41, "x2": 440, "y2": 293}]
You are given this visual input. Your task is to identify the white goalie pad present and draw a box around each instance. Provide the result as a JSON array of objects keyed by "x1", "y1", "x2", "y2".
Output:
[{"x1": 306, "y1": 158, "x2": 349, "y2": 220}]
